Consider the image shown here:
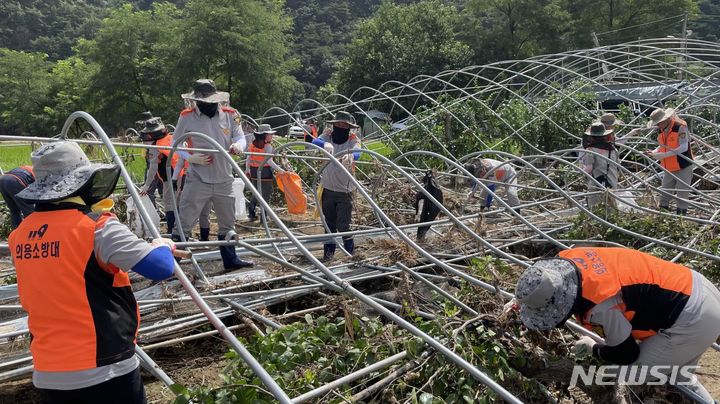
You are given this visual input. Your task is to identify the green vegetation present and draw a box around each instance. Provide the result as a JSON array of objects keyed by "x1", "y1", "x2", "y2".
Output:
[{"x1": 565, "y1": 209, "x2": 720, "y2": 281}]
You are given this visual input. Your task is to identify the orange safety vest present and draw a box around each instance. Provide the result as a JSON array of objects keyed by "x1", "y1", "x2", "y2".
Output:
[
  {"x1": 154, "y1": 133, "x2": 185, "y2": 180},
  {"x1": 9, "y1": 206, "x2": 139, "y2": 372},
  {"x1": 559, "y1": 247, "x2": 693, "y2": 341},
  {"x1": 658, "y1": 117, "x2": 693, "y2": 173},
  {"x1": 247, "y1": 143, "x2": 269, "y2": 168}
]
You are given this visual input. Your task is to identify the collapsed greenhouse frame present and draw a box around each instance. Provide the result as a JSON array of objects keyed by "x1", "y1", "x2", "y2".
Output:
[{"x1": 2, "y1": 38, "x2": 720, "y2": 402}]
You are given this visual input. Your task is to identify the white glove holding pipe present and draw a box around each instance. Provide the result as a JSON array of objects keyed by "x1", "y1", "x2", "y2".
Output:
[
  {"x1": 186, "y1": 153, "x2": 212, "y2": 166},
  {"x1": 573, "y1": 336, "x2": 597, "y2": 358},
  {"x1": 151, "y1": 238, "x2": 176, "y2": 253},
  {"x1": 229, "y1": 142, "x2": 244, "y2": 156},
  {"x1": 502, "y1": 298, "x2": 519, "y2": 314}
]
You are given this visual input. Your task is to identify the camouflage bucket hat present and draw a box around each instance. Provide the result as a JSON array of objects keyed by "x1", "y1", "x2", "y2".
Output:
[
  {"x1": 515, "y1": 258, "x2": 579, "y2": 330},
  {"x1": 327, "y1": 111, "x2": 359, "y2": 128},
  {"x1": 16, "y1": 141, "x2": 117, "y2": 202},
  {"x1": 585, "y1": 121, "x2": 613, "y2": 137},
  {"x1": 182, "y1": 79, "x2": 229, "y2": 104}
]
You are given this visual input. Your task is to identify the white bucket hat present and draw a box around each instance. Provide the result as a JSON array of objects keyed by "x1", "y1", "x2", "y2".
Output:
[
  {"x1": 16, "y1": 141, "x2": 119, "y2": 203},
  {"x1": 646, "y1": 108, "x2": 675, "y2": 128},
  {"x1": 515, "y1": 258, "x2": 579, "y2": 330}
]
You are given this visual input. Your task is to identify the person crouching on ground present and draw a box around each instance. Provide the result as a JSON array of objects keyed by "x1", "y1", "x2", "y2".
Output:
[
  {"x1": 508, "y1": 247, "x2": 720, "y2": 402},
  {"x1": 465, "y1": 158, "x2": 520, "y2": 213},
  {"x1": 9, "y1": 141, "x2": 176, "y2": 404},
  {"x1": 245, "y1": 124, "x2": 284, "y2": 221},
  {"x1": 0, "y1": 165, "x2": 35, "y2": 228},
  {"x1": 312, "y1": 111, "x2": 361, "y2": 261}
]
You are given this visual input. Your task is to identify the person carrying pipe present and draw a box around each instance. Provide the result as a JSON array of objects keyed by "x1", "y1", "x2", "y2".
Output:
[
  {"x1": 138, "y1": 117, "x2": 185, "y2": 234},
  {"x1": 171, "y1": 79, "x2": 253, "y2": 270},
  {"x1": 643, "y1": 108, "x2": 694, "y2": 215},
  {"x1": 581, "y1": 121, "x2": 619, "y2": 208},
  {"x1": 0, "y1": 165, "x2": 35, "y2": 229},
  {"x1": 464, "y1": 158, "x2": 520, "y2": 212},
  {"x1": 506, "y1": 247, "x2": 720, "y2": 402},
  {"x1": 8, "y1": 141, "x2": 176, "y2": 403},
  {"x1": 311, "y1": 111, "x2": 361, "y2": 261},
  {"x1": 245, "y1": 124, "x2": 284, "y2": 221}
]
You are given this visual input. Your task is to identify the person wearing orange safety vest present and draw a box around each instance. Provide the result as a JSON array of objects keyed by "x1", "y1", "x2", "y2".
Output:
[
  {"x1": 507, "y1": 247, "x2": 720, "y2": 402},
  {"x1": 9, "y1": 141, "x2": 176, "y2": 403},
  {"x1": 0, "y1": 165, "x2": 35, "y2": 228},
  {"x1": 245, "y1": 124, "x2": 284, "y2": 221},
  {"x1": 139, "y1": 117, "x2": 185, "y2": 233},
  {"x1": 644, "y1": 108, "x2": 694, "y2": 215}
]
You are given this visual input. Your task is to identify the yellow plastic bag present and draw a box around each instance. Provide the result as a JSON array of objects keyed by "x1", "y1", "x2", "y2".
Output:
[
  {"x1": 313, "y1": 186, "x2": 324, "y2": 219},
  {"x1": 276, "y1": 171, "x2": 307, "y2": 214}
]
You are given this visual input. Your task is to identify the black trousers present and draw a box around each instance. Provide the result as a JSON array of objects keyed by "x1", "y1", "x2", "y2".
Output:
[
  {"x1": 321, "y1": 189, "x2": 353, "y2": 242},
  {"x1": 0, "y1": 174, "x2": 34, "y2": 229},
  {"x1": 38, "y1": 367, "x2": 146, "y2": 404},
  {"x1": 248, "y1": 174, "x2": 274, "y2": 218}
]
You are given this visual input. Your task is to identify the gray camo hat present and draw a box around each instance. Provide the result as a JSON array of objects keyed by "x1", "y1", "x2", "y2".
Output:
[
  {"x1": 515, "y1": 258, "x2": 579, "y2": 330},
  {"x1": 16, "y1": 141, "x2": 117, "y2": 202}
]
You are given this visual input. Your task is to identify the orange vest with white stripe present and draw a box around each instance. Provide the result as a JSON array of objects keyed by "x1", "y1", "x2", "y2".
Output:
[
  {"x1": 658, "y1": 117, "x2": 693, "y2": 172},
  {"x1": 559, "y1": 247, "x2": 692, "y2": 341},
  {"x1": 9, "y1": 206, "x2": 139, "y2": 371}
]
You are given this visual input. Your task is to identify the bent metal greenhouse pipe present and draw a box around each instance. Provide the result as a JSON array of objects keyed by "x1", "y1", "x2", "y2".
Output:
[
  {"x1": 164, "y1": 138, "x2": 525, "y2": 403},
  {"x1": 58, "y1": 112, "x2": 293, "y2": 404}
]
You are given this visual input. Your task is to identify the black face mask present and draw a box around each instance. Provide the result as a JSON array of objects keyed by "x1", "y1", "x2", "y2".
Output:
[
  {"x1": 196, "y1": 101, "x2": 218, "y2": 118},
  {"x1": 331, "y1": 126, "x2": 350, "y2": 144},
  {"x1": 76, "y1": 166, "x2": 121, "y2": 206}
]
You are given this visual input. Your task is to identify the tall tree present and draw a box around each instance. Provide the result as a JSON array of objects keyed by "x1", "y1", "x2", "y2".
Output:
[
  {"x1": 331, "y1": 0, "x2": 472, "y2": 95},
  {"x1": 0, "y1": 49, "x2": 53, "y2": 135}
]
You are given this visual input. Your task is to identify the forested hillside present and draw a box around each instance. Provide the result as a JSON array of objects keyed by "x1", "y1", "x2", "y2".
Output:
[{"x1": 1, "y1": 0, "x2": 720, "y2": 135}]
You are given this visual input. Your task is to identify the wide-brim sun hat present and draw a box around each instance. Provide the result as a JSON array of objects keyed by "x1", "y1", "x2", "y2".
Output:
[
  {"x1": 327, "y1": 111, "x2": 359, "y2": 128},
  {"x1": 16, "y1": 141, "x2": 120, "y2": 203},
  {"x1": 181, "y1": 79, "x2": 229, "y2": 104},
  {"x1": 253, "y1": 123, "x2": 277, "y2": 135},
  {"x1": 515, "y1": 258, "x2": 579, "y2": 330},
  {"x1": 599, "y1": 112, "x2": 623, "y2": 127},
  {"x1": 585, "y1": 121, "x2": 614, "y2": 137},
  {"x1": 140, "y1": 117, "x2": 166, "y2": 134},
  {"x1": 647, "y1": 108, "x2": 675, "y2": 128}
]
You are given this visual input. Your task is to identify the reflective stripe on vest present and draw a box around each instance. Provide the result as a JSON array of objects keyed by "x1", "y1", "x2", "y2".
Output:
[
  {"x1": 658, "y1": 117, "x2": 693, "y2": 172},
  {"x1": 248, "y1": 143, "x2": 269, "y2": 168},
  {"x1": 9, "y1": 208, "x2": 138, "y2": 371},
  {"x1": 559, "y1": 247, "x2": 692, "y2": 341}
]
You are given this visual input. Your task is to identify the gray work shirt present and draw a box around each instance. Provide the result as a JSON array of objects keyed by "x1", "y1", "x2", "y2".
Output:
[
  {"x1": 582, "y1": 147, "x2": 619, "y2": 187},
  {"x1": 319, "y1": 133, "x2": 361, "y2": 193},
  {"x1": 33, "y1": 216, "x2": 155, "y2": 389},
  {"x1": 173, "y1": 107, "x2": 245, "y2": 184}
]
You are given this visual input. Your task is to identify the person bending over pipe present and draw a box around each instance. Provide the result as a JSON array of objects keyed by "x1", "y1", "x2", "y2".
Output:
[
  {"x1": 0, "y1": 165, "x2": 35, "y2": 228},
  {"x1": 465, "y1": 158, "x2": 520, "y2": 213}
]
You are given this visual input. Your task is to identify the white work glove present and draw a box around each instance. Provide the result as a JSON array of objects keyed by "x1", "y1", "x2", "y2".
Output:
[
  {"x1": 139, "y1": 184, "x2": 149, "y2": 196},
  {"x1": 229, "y1": 142, "x2": 244, "y2": 156},
  {"x1": 643, "y1": 150, "x2": 661, "y2": 160},
  {"x1": 340, "y1": 154, "x2": 353, "y2": 170},
  {"x1": 466, "y1": 191, "x2": 475, "y2": 199},
  {"x1": 151, "y1": 238, "x2": 176, "y2": 253},
  {"x1": 323, "y1": 142, "x2": 334, "y2": 154},
  {"x1": 186, "y1": 153, "x2": 212, "y2": 166},
  {"x1": 502, "y1": 298, "x2": 519, "y2": 314},
  {"x1": 573, "y1": 336, "x2": 597, "y2": 358}
]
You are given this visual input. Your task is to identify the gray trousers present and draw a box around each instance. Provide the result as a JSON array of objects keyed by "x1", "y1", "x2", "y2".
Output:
[
  {"x1": 173, "y1": 170, "x2": 235, "y2": 237},
  {"x1": 633, "y1": 274, "x2": 720, "y2": 402},
  {"x1": 660, "y1": 166, "x2": 694, "y2": 210}
]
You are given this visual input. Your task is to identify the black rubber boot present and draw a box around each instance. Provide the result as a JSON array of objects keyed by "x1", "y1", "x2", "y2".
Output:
[
  {"x1": 322, "y1": 244, "x2": 336, "y2": 261},
  {"x1": 166, "y1": 211, "x2": 176, "y2": 234},
  {"x1": 676, "y1": 208, "x2": 688, "y2": 216},
  {"x1": 199, "y1": 227, "x2": 210, "y2": 242},
  {"x1": 218, "y1": 234, "x2": 253, "y2": 270},
  {"x1": 343, "y1": 238, "x2": 355, "y2": 255}
]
